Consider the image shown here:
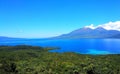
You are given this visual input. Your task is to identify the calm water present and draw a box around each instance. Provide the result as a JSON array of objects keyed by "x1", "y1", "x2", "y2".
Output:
[{"x1": 0, "y1": 39, "x2": 120, "y2": 54}]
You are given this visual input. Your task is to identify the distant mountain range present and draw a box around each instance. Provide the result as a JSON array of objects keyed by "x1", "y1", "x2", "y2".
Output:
[
  {"x1": 1, "y1": 27, "x2": 120, "y2": 40},
  {"x1": 53, "y1": 27, "x2": 120, "y2": 39},
  {"x1": 0, "y1": 36, "x2": 25, "y2": 41}
]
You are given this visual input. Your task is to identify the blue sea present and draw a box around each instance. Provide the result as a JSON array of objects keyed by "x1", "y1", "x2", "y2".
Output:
[{"x1": 0, "y1": 39, "x2": 120, "y2": 55}]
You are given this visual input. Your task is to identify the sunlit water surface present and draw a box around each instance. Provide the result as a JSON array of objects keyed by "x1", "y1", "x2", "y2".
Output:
[{"x1": 0, "y1": 39, "x2": 120, "y2": 55}]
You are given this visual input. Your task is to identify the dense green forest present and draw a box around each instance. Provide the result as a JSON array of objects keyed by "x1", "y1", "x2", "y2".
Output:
[{"x1": 0, "y1": 45, "x2": 120, "y2": 74}]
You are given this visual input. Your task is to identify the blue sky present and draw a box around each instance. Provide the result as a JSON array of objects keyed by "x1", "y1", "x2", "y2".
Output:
[{"x1": 0, "y1": 0, "x2": 120, "y2": 38}]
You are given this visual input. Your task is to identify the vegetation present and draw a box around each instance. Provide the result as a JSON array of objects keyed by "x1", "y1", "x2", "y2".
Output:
[{"x1": 0, "y1": 45, "x2": 120, "y2": 74}]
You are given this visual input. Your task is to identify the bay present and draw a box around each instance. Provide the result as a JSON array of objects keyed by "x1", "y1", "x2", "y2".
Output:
[{"x1": 0, "y1": 39, "x2": 120, "y2": 54}]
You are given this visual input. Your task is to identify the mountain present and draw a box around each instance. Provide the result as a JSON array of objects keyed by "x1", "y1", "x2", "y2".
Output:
[
  {"x1": 1, "y1": 26, "x2": 120, "y2": 39},
  {"x1": 53, "y1": 27, "x2": 120, "y2": 39}
]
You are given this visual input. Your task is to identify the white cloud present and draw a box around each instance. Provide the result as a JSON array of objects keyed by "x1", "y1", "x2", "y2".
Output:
[
  {"x1": 84, "y1": 21, "x2": 120, "y2": 31},
  {"x1": 85, "y1": 24, "x2": 95, "y2": 29}
]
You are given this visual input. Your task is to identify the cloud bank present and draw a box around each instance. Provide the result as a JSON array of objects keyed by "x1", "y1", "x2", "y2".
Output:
[{"x1": 85, "y1": 21, "x2": 120, "y2": 31}]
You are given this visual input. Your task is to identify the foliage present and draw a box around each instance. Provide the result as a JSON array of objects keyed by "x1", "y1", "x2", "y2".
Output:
[{"x1": 0, "y1": 45, "x2": 120, "y2": 74}]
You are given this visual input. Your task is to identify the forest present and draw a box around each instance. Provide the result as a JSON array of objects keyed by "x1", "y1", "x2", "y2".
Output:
[{"x1": 0, "y1": 45, "x2": 120, "y2": 74}]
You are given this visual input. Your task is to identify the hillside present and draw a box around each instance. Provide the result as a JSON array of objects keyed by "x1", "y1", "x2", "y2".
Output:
[
  {"x1": 53, "y1": 27, "x2": 120, "y2": 39},
  {"x1": 0, "y1": 45, "x2": 120, "y2": 74}
]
